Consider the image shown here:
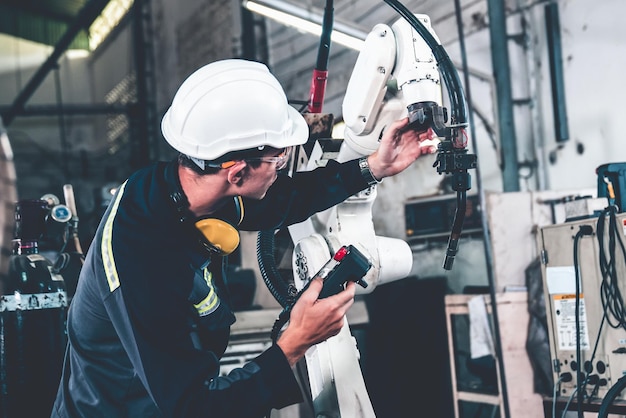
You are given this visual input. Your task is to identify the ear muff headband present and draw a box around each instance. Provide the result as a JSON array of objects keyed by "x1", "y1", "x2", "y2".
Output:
[{"x1": 194, "y1": 218, "x2": 240, "y2": 256}]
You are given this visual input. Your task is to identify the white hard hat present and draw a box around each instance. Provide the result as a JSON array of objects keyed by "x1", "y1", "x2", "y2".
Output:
[{"x1": 161, "y1": 59, "x2": 309, "y2": 161}]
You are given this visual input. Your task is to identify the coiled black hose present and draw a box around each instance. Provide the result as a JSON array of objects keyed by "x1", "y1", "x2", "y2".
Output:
[
  {"x1": 256, "y1": 230, "x2": 296, "y2": 309},
  {"x1": 257, "y1": 230, "x2": 301, "y2": 343}
]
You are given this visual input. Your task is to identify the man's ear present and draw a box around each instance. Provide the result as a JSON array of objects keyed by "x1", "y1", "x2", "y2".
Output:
[{"x1": 226, "y1": 161, "x2": 247, "y2": 186}]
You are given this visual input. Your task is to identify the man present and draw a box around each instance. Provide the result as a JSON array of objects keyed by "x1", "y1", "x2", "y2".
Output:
[{"x1": 51, "y1": 59, "x2": 436, "y2": 417}]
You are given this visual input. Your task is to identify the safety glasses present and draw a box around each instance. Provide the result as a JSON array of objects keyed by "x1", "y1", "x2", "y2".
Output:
[
  {"x1": 208, "y1": 146, "x2": 293, "y2": 170},
  {"x1": 245, "y1": 146, "x2": 293, "y2": 170}
]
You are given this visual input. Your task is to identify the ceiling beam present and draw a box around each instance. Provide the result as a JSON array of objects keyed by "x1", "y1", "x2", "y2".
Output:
[
  {"x1": 1, "y1": 0, "x2": 111, "y2": 127},
  {"x1": 0, "y1": 103, "x2": 130, "y2": 116}
]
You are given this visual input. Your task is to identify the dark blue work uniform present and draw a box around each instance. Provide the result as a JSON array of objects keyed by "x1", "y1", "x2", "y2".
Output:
[{"x1": 51, "y1": 158, "x2": 369, "y2": 418}]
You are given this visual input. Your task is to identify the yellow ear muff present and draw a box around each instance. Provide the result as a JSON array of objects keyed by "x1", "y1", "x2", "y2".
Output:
[{"x1": 194, "y1": 218, "x2": 240, "y2": 256}]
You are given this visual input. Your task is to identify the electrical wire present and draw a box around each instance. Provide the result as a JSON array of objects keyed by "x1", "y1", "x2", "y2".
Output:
[
  {"x1": 560, "y1": 375, "x2": 598, "y2": 418},
  {"x1": 596, "y1": 206, "x2": 626, "y2": 329},
  {"x1": 572, "y1": 225, "x2": 593, "y2": 417},
  {"x1": 581, "y1": 312, "x2": 606, "y2": 404},
  {"x1": 553, "y1": 375, "x2": 564, "y2": 418},
  {"x1": 598, "y1": 374, "x2": 626, "y2": 418},
  {"x1": 561, "y1": 386, "x2": 579, "y2": 418},
  {"x1": 592, "y1": 205, "x2": 626, "y2": 417},
  {"x1": 586, "y1": 378, "x2": 601, "y2": 404}
]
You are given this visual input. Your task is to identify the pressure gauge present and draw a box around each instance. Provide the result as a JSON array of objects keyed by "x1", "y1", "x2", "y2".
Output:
[{"x1": 50, "y1": 204, "x2": 72, "y2": 223}]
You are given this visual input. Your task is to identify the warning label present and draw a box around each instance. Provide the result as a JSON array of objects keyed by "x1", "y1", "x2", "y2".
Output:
[{"x1": 552, "y1": 294, "x2": 590, "y2": 351}]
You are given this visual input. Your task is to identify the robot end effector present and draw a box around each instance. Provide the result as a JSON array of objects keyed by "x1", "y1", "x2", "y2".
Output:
[{"x1": 341, "y1": 14, "x2": 447, "y2": 158}]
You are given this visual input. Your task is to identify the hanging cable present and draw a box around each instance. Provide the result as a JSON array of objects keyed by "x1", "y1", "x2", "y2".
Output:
[
  {"x1": 307, "y1": 0, "x2": 333, "y2": 113},
  {"x1": 572, "y1": 224, "x2": 593, "y2": 417},
  {"x1": 596, "y1": 205, "x2": 626, "y2": 330}
]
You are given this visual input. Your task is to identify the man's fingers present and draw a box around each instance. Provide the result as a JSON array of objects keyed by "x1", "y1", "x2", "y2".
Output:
[
  {"x1": 394, "y1": 117, "x2": 410, "y2": 130},
  {"x1": 325, "y1": 281, "x2": 356, "y2": 307},
  {"x1": 301, "y1": 277, "x2": 324, "y2": 301},
  {"x1": 419, "y1": 137, "x2": 440, "y2": 155}
]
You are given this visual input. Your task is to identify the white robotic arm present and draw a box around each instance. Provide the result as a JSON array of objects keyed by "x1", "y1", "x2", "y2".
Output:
[
  {"x1": 290, "y1": 13, "x2": 444, "y2": 296},
  {"x1": 284, "y1": 14, "x2": 448, "y2": 418}
]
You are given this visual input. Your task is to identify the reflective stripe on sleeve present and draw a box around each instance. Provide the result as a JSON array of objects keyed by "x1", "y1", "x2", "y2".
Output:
[{"x1": 102, "y1": 181, "x2": 128, "y2": 292}]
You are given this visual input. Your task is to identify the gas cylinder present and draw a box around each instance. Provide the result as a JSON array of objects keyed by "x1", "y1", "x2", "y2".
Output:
[{"x1": 0, "y1": 199, "x2": 68, "y2": 418}]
